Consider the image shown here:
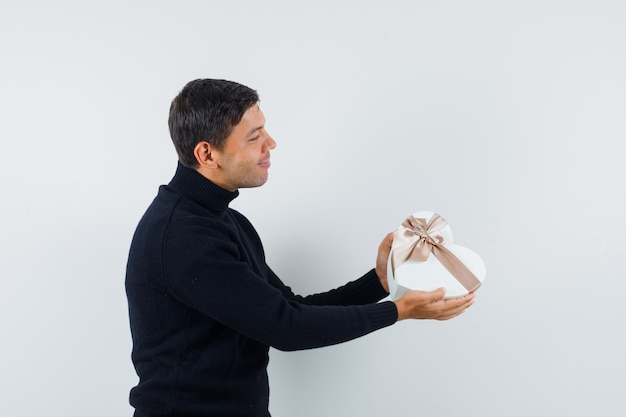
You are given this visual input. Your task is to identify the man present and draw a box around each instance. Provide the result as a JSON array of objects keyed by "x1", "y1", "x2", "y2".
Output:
[{"x1": 125, "y1": 78, "x2": 475, "y2": 417}]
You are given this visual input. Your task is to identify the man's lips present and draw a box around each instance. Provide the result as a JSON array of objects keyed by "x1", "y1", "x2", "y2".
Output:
[{"x1": 258, "y1": 159, "x2": 271, "y2": 168}]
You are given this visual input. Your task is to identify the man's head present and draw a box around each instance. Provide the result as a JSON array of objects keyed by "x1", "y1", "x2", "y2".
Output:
[
  {"x1": 168, "y1": 79, "x2": 276, "y2": 191},
  {"x1": 168, "y1": 79, "x2": 260, "y2": 168}
]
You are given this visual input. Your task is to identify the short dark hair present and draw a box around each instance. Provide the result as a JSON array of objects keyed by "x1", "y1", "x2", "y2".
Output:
[{"x1": 168, "y1": 79, "x2": 259, "y2": 168}]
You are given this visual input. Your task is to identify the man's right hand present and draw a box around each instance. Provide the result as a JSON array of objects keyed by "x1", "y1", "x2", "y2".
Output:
[{"x1": 394, "y1": 288, "x2": 475, "y2": 321}]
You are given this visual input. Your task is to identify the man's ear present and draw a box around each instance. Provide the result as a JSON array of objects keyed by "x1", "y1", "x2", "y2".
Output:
[{"x1": 194, "y1": 141, "x2": 219, "y2": 169}]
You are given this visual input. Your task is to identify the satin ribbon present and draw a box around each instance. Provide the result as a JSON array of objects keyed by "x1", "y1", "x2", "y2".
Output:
[{"x1": 391, "y1": 214, "x2": 481, "y2": 292}]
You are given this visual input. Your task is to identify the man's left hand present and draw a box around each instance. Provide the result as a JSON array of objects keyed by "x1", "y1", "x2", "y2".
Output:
[{"x1": 375, "y1": 232, "x2": 394, "y2": 293}]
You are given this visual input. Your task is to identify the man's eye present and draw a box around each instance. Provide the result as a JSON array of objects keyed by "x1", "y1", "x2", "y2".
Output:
[{"x1": 249, "y1": 136, "x2": 260, "y2": 142}]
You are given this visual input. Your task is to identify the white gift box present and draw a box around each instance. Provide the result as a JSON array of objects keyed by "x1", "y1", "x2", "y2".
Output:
[{"x1": 387, "y1": 211, "x2": 486, "y2": 300}]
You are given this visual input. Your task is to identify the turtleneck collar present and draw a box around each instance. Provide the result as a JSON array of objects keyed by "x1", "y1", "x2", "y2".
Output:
[{"x1": 167, "y1": 162, "x2": 239, "y2": 212}]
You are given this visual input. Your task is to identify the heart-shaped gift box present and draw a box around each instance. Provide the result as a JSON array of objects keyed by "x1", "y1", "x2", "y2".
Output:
[{"x1": 387, "y1": 211, "x2": 486, "y2": 300}]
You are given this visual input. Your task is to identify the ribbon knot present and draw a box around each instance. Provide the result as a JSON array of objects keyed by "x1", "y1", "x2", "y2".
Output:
[
  {"x1": 391, "y1": 214, "x2": 481, "y2": 293},
  {"x1": 414, "y1": 228, "x2": 442, "y2": 246}
]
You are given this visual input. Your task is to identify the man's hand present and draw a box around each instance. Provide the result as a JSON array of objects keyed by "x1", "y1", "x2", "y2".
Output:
[
  {"x1": 375, "y1": 232, "x2": 394, "y2": 293},
  {"x1": 394, "y1": 288, "x2": 475, "y2": 321}
]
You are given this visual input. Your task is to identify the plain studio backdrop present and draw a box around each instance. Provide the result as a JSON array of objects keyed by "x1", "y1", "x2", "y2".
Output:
[{"x1": 1, "y1": 1, "x2": 624, "y2": 416}]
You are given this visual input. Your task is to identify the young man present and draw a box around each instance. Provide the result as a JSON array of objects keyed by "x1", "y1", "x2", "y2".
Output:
[{"x1": 125, "y1": 78, "x2": 475, "y2": 417}]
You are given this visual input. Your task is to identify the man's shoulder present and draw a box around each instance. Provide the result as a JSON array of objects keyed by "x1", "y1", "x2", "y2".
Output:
[{"x1": 226, "y1": 207, "x2": 258, "y2": 231}]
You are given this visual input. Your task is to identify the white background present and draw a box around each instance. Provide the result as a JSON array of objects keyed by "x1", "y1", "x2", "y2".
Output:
[{"x1": 1, "y1": 1, "x2": 625, "y2": 416}]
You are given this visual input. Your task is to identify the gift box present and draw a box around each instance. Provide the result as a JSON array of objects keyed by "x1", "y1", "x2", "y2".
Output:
[{"x1": 387, "y1": 211, "x2": 486, "y2": 300}]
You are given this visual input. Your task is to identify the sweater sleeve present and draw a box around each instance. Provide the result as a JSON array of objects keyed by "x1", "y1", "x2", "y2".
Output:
[
  {"x1": 163, "y1": 213, "x2": 398, "y2": 352},
  {"x1": 266, "y1": 267, "x2": 390, "y2": 306}
]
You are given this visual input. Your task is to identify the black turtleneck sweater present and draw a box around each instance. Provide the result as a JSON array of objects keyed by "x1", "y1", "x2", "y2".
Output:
[{"x1": 125, "y1": 163, "x2": 398, "y2": 417}]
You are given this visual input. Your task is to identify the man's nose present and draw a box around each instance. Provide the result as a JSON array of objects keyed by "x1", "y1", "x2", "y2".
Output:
[{"x1": 265, "y1": 132, "x2": 277, "y2": 150}]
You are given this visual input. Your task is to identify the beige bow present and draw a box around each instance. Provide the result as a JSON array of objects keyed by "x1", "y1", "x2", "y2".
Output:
[{"x1": 391, "y1": 214, "x2": 481, "y2": 292}]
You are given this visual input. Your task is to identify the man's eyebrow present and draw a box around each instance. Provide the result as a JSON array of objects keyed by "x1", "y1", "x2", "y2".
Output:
[{"x1": 246, "y1": 125, "x2": 264, "y2": 136}]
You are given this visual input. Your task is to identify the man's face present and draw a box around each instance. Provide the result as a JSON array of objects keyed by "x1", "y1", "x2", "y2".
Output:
[{"x1": 212, "y1": 105, "x2": 276, "y2": 191}]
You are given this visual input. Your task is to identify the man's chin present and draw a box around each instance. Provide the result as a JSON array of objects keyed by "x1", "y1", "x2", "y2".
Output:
[{"x1": 239, "y1": 176, "x2": 269, "y2": 189}]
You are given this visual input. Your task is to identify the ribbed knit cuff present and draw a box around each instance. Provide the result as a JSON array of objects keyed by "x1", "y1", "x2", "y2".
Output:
[
  {"x1": 346, "y1": 269, "x2": 390, "y2": 305},
  {"x1": 365, "y1": 301, "x2": 399, "y2": 330}
]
